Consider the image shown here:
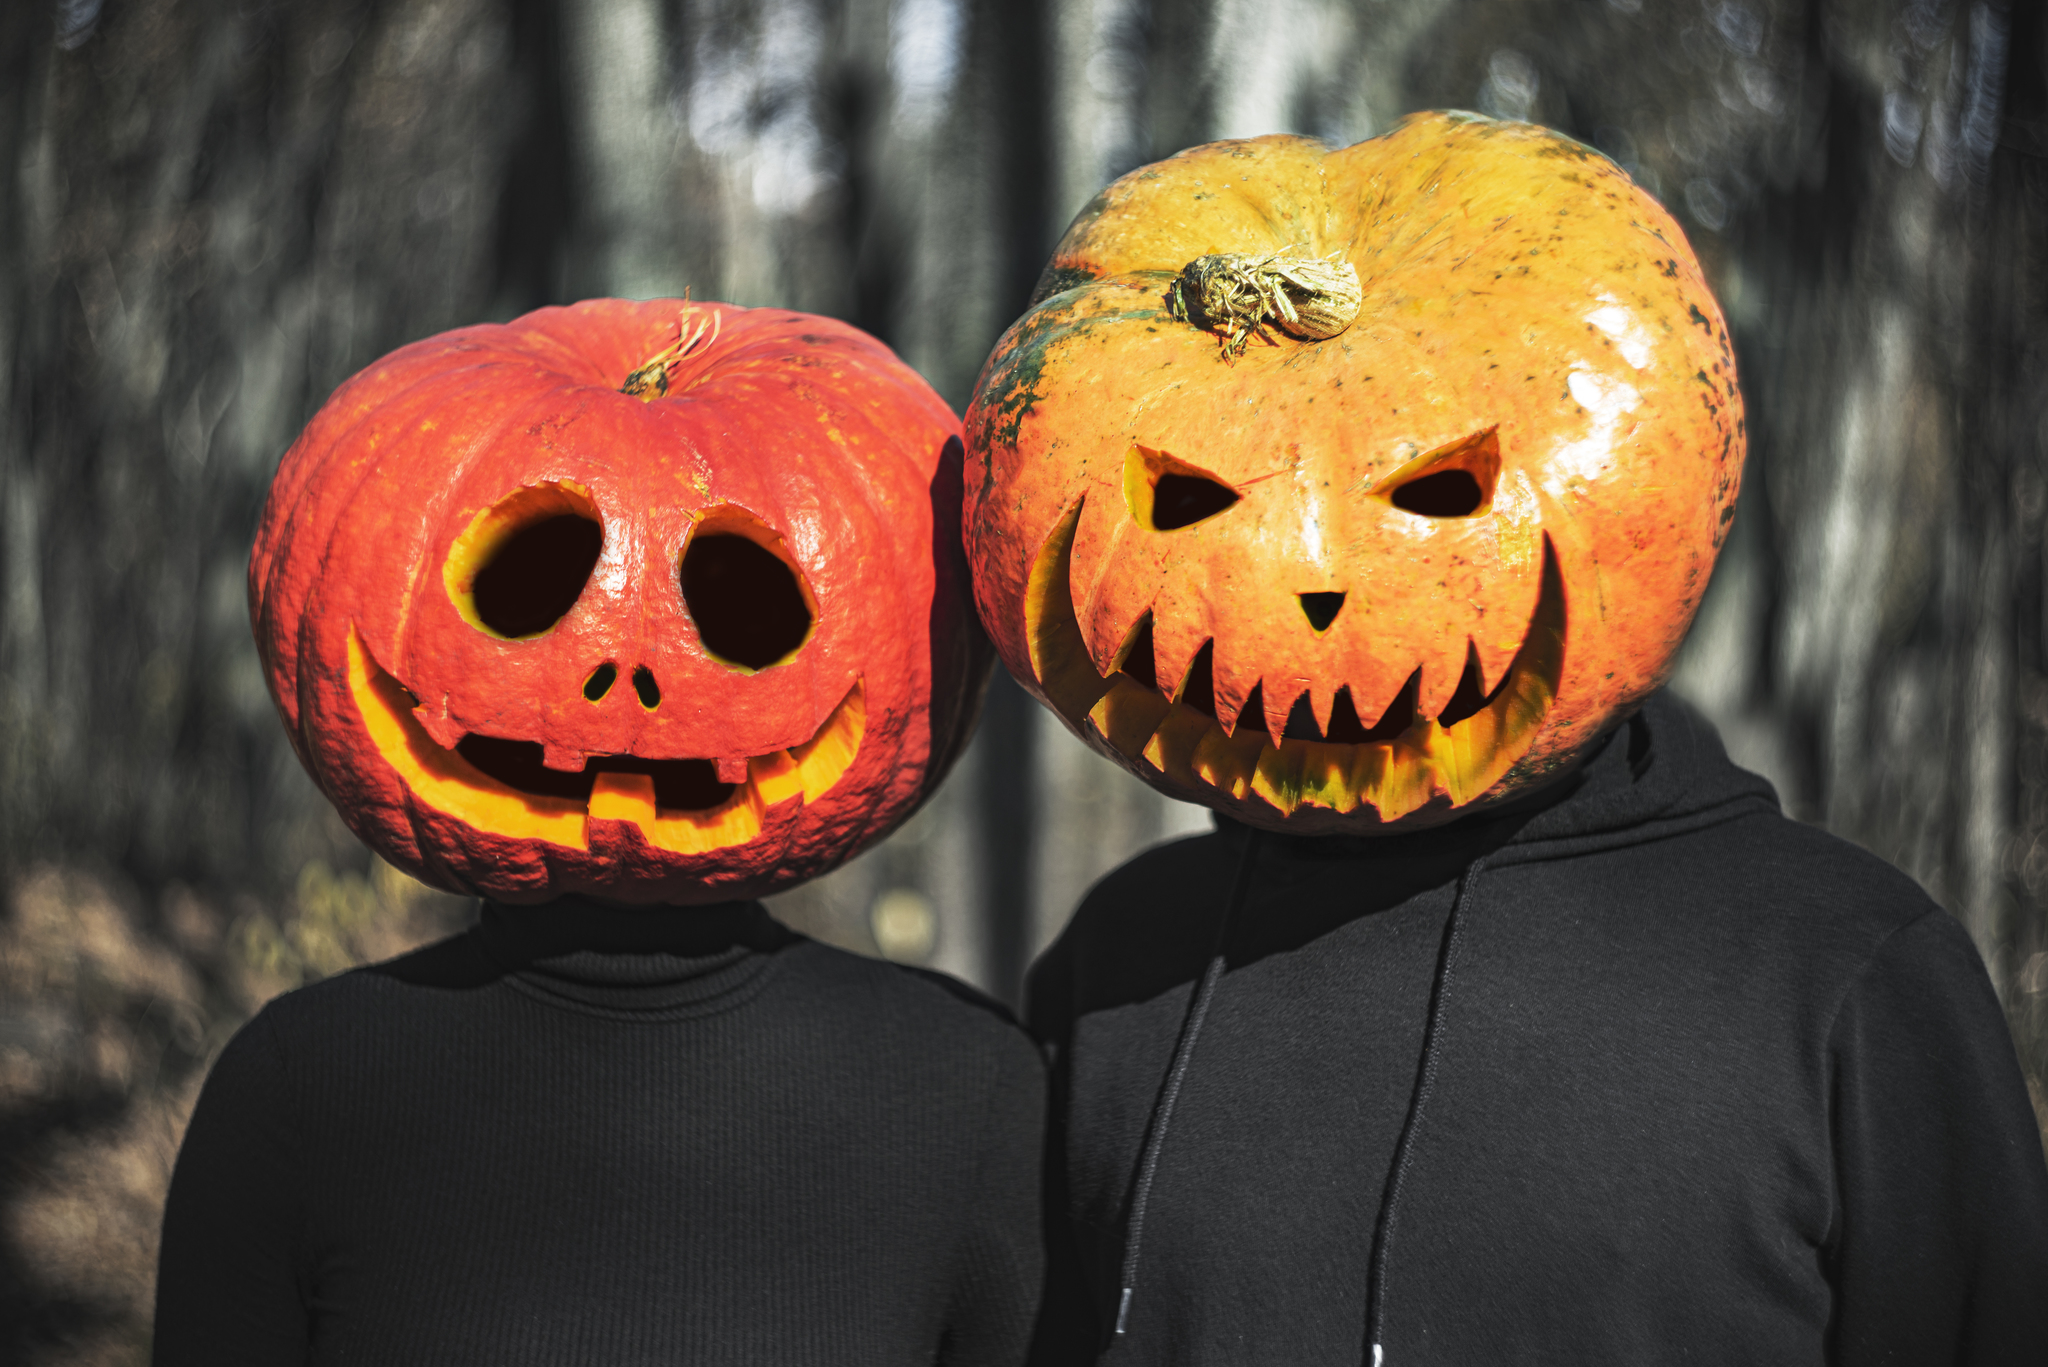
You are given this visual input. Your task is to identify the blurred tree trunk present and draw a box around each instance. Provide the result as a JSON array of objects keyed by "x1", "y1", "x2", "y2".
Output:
[{"x1": 1, "y1": 0, "x2": 2043, "y2": 1361}]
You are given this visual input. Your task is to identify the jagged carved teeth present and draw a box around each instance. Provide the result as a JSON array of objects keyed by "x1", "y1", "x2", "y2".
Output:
[
  {"x1": 1022, "y1": 503, "x2": 1566, "y2": 823},
  {"x1": 347, "y1": 625, "x2": 864, "y2": 855}
]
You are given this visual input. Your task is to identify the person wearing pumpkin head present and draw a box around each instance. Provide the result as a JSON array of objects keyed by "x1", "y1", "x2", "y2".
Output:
[
  {"x1": 153, "y1": 301, "x2": 1042, "y2": 1366},
  {"x1": 966, "y1": 113, "x2": 2048, "y2": 1365}
]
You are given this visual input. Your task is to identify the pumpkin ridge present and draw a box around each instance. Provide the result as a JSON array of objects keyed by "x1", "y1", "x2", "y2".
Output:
[
  {"x1": 970, "y1": 293, "x2": 1147, "y2": 457},
  {"x1": 274, "y1": 360, "x2": 522, "y2": 736},
  {"x1": 388, "y1": 373, "x2": 612, "y2": 689},
  {"x1": 256, "y1": 353, "x2": 482, "y2": 625}
]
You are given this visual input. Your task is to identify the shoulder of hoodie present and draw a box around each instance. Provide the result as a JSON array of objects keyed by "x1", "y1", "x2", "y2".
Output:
[
  {"x1": 1494, "y1": 694, "x2": 1945, "y2": 969},
  {"x1": 1026, "y1": 829, "x2": 1241, "y2": 1034},
  {"x1": 1515, "y1": 793, "x2": 1941, "y2": 941}
]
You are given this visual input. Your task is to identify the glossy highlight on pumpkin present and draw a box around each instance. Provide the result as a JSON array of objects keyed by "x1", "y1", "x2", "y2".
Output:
[{"x1": 965, "y1": 112, "x2": 1744, "y2": 832}]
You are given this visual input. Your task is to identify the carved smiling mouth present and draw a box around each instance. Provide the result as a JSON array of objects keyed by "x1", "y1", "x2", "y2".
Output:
[
  {"x1": 1024, "y1": 504, "x2": 1566, "y2": 823},
  {"x1": 346, "y1": 627, "x2": 864, "y2": 854}
]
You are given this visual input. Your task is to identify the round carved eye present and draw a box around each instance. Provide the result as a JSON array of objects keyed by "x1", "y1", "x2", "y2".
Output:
[
  {"x1": 445, "y1": 483, "x2": 604, "y2": 639},
  {"x1": 680, "y1": 512, "x2": 816, "y2": 671}
]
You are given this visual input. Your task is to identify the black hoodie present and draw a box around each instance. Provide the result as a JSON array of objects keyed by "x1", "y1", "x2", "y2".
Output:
[{"x1": 1026, "y1": 692, "x2": 2048, "y2": 1366}]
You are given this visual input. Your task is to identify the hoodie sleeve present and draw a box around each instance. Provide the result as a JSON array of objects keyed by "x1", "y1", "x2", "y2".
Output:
[
  {"x1": 1825, "y1": 908, "x2": 2048, "y2": 1366},
  {"x1": 153, "y1": 1009, "x2": 309, "y2": 1366}
]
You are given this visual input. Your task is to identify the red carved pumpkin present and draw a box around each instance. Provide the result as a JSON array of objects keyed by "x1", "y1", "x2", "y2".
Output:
[
  {"x1": 965, "y1": 113, "x2": 1743, "y2": 833},
  {"x1": 252, "y1": 298, "x2": 989, "y2": 903}
]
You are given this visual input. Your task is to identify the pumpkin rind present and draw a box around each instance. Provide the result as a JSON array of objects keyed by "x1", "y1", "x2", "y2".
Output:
[
  {"x1": 965, "y1": 112, "x2": 1743, "y2": 832},
  {"x1": 253, "y1": 298, "x2": 990, "y2": 903}
]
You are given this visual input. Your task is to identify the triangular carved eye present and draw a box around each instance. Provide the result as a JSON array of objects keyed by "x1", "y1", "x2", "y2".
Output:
[
  {"x1": 1125, "y1": 445, "x2": 1242, "y2": 531},
  {"x1": 1393, "y1": 469, "x2": 1484, "y2": 516},
  {"x1": 1377, "y1": 428, "x2": 1501, "y2": 518}
]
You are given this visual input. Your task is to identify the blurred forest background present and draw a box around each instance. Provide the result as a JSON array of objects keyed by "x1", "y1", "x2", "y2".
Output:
[{"x1": 1, "y1": 0, "x2": 2044, "y2": 1360}]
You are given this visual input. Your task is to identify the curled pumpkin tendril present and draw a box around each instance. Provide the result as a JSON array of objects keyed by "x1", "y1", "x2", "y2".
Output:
[
  {"x1": 620, "y1": 307, "x2": 724, "y2": 400},
  {"x1": 1167, "y1": 246, "x2": 1362, "y2": 358}
]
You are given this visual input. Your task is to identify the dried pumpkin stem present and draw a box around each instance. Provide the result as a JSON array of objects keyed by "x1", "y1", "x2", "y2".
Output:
[
  {"x1": 620, "y1": 307, "x2": 723, "y2": 400},
  {"x1": 1167, "y1": 246, "x2": 1362, "y2": 357}
]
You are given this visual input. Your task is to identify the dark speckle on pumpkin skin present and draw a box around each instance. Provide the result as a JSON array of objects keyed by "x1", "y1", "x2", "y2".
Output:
[
  {"x1": 1029, "y1": 263, "x2": 1104, "y2": 309},
  {"x1": 974, "y1": 283, "x2": 1172, "y2": 485}
]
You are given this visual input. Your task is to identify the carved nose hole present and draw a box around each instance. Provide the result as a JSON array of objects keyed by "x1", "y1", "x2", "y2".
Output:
[
  {"x1": 681, "y1": 533, "x2": 815, "y2": 670},
  {"x1": 469, "y1": 513, "x2": 603, "y2": 638},
  {"x1": 583, "y1": 662, "x2": 617, "y2": 702},
  {"x1": 1299, "y1": 592, "x2": 1345, "y2": 632},
  {"x1": 632, "y1": 666, "x2": 660, "y2": 709}
]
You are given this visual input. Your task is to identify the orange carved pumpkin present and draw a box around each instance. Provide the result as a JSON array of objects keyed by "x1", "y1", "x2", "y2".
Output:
[
  {"x1": 252, "y1": 298, "x2": 989, "y2": 903},
  {"x1": 965, "y1": 113, "x2": 1743, "y2": 833}
]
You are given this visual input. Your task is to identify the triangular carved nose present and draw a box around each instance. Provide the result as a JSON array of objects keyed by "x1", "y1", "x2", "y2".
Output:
[{"x1": 1299, "y1": 592, "x2": 1346, "y2": 633}]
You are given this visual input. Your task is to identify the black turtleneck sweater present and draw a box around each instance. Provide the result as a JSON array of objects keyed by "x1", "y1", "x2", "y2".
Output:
[
  {"x1": 1027, "y1": 692, "x2": 2048, "y2": 1366},
  {"x1": 154, "y1": 902, "x2": 1044, "y2": 1366}
]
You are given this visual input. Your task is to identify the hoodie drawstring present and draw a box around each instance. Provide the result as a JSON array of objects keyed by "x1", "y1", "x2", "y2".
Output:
[
  {"x1": 1112, "y1": 827, "x2": 1264, "y2": 1343},
  {"x1": 1363, "y1": 855, "x2": 1486, "y2": 1365}
]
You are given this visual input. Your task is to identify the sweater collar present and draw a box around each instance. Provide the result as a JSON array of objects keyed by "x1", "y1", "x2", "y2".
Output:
[{"x1": 472, "y1": 897, "x2": 796, "y2": 1014}]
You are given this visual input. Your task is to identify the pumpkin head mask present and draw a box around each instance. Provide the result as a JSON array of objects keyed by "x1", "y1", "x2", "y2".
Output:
[
  {"x1": 252, "y1": 299, "x2": 989, "y2": 903},
  {"x1": 965, "y1": 113, "x2": 1743, "y2": 834}
]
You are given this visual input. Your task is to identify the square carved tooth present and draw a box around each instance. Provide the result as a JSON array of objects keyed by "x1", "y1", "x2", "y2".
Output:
[
  {"x1": 589, "y1": 772, "x2": 658, "y2": 827},
  {"x1": 750, "y1": 750, "x2": 804, "y2": 808}
]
